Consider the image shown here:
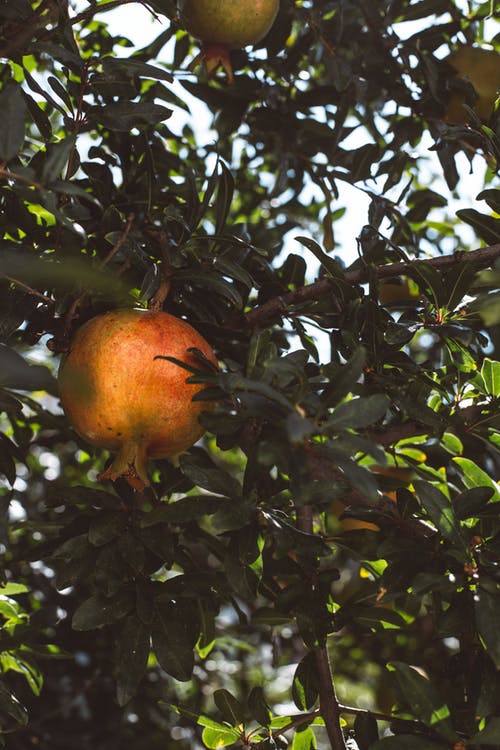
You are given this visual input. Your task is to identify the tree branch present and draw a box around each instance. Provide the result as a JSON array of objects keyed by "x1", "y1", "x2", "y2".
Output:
[
  {"x1": 245, "y1": 244, "x2": 500, "y2": 328},
  {"x1": 295, "y1": 506, "x2": 347, "y2": 750}
]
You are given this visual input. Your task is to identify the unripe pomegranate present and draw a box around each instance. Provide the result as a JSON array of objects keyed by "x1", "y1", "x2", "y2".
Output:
[
  {"x1": 179, "y1": 0, "x2": 279, "y2": 83},
  {"x1": 58, "y1": 309, "x2": 217, "y2": 491}
]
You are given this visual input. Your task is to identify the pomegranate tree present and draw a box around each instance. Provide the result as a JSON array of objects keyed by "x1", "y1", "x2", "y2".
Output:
[
  {"x1": 178, "y1": 0, "x2": 279, "y2": 82},
  {"x1": 58, "y1": 309, "x2": 217, "y2": 491}
]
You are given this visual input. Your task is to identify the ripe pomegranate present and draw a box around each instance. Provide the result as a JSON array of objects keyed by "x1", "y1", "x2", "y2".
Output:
[
  {"x1": 178, "y1": 0, "x2": 279, "y2": 83},
  {"x1": 58, "y1": 309, "x2": 217, "y2": 491}
]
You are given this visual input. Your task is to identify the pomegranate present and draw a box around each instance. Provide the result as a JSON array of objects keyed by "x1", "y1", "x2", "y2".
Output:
[
  {"x1": 178, "y1": 0, "x2": 279, "y2": 83},
  {"x1": 58, "y1": 309, "x2": 217, "y2": 491}
]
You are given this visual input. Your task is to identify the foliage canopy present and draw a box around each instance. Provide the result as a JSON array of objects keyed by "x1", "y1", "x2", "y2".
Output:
[{"x1": 0, "y1": 1, "x2": 500, "y2": 749}]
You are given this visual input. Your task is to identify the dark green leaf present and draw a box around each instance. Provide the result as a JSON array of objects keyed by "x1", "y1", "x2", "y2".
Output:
[
  {"x1": 388, "y1": 662, "x2": 455, "y2": 741},
  {"x1": 88, "y1": 511, "x2": 128, "y2": 547},
  {"x1": 87, "y1": 102, "x2": 172, "y2": 131},
  {"x1": 141, "y1": 494, "x2": 229, "y2": 526},
  {"x1": 102, "y1": 57, "x2": 173, "y2": 82},
  {"x1": 292, "y1": 726, "x2": 316, "y2": 750},
  {"x1": 215, "y1": 161, "x2": 234, "y2": 234},
  {"x1": 456, "y1": 209, "x2": 500, "y2": 246},
  {"x1": 292, "y1": 652, "x2": 319, "y2": 711},
  {"x1": 354, "y1": 712, "x2": 379, "y2": 750},
  {"x1": 0, "y1": 345, "x2": 56, "y2": 393},
  {"x1": 326, "y1": 394, "x2": 389, "y2": 431},
  {"x1": 214, "y1": 689, "x2": 245, "y2": 727},
  {"x1": 454, "y1": 487, "x2": 495, "y2": 519},
  {"x1": 115, "y1": 615, "x2": 151, "y2": 707},
  {"x1": 414, "y1": 481, "x2": 468, "y2": 555},
  {"x1": 248, "y1": 687, "x2": 272, "y2": 727},
  {"x1": 0, "y1": 681, "x2": 28, "y2": 726},
  {"x1": 179, "y1": 453, "x2": 242, "y2": 497},
  {"x1": 72, "y1": 589, "x2": 134, "y2": 631},
  {"x1": 475, "y1": 579, "x2": 500, "y2": 668},
  {"x1": 0, "y1": 84, "x2": 27, "y2": 161},
  {"x1": 41, "y1": 137, "x2": 76, "y2": 183},
  {"x1": 321, "y1": 347, "x2": 366, "y2": 408},
  {"x1": 151, "y1": 601, "x2": 198, "y2": 681}
]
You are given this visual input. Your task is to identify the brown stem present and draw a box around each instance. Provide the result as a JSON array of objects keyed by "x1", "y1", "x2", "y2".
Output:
[
  {"x1": 295, "y1": 506, "x2": 347, "y2": 750},
  {"x1": 315, "y1": 648, "x2": 348, "y2": 750},
  {"x1": 245, "y1": 243, "x2": 500, "y2": 328}
]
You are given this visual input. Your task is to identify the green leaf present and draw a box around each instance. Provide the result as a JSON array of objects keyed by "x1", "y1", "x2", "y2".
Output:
[
  {"x1": 87, "y1": 101, "x2": 172, "y2": 131},
  {"x1": 388, "y1": 662, "x2": 455, "y2": 741},
  {"x1": 326, "y1": 394, "x2": 389, "y2": 431},
  {"x1": 414, "y1": 481, "x2": 468, "y2": 555},
  {"x1": 480, "y1": 358, "x2": 500, "y2": 397},
  {"x1": 453, "y1": 458, "x2": 500, "y2": 501},
  {"x1": 295, "y1": 236, "x2": 344, "y2": 278},
  {"x1": 115, "y1": 615, "x2": 151, "y2": 706},
  {"x1": 151, "y1": 601, "x2": 198, "y2": 681},
  {"x1": 292, "y1": 652, "x2": 319, "y2": 711},
  {"x1": 1, "y1": 654, "x2": 43, "y2": 695},
  {"x1": 0, "y1": 681, "x2": 28, "y2": 726},
  {"x1": 0, "y1": 583, "x2": 29, "y2": 597},
  {"x1": 214, "y1": 689, "x2": 245, "y2": 727},
  {"x1": 0, "y1": 84, "x2": 27, "y2": 161},
  {"x1": 72, "y1": 589, "x2": 134, "y2": 631},
  {"x1": 201, "y1": 724, "x2": 241, "y2": 748},
  {"x1": 475, "y1": 579, "x2": 500, "y2": 668},
  {"x1": 456, "y1": 209, "x2": 500, "y2": 246},
  {"x1": 215, "y1": 161, "x2": 234, "y2": 234},
  {"x1": 41, "y1": 137, "x2": 76, "y2": 183},
  {"x1": 247, "y1": 687, "x2": 272, "y2": 728},
  {"x1": 440, "y1": 431, "x2": 463, "y2": 455},
  {"x1": 102, "y1": 57, "x2": 173, "y2": 82},
  {"x1": 321, "y1": 347, "x2": 366, "y2": 408},
  {"x1": 354, "y1": 712, "x2": 379, "y2": 750},
  {"x1": 0, "y1": 344, "x2": 56, "y2": 392},
  {"x1": 179, "y1": 453, "x2": 242, "y2": 497},
  {"x1": 454, "y1": 487, "x2": 495, "y2": 520},
  {"x1": 292, "y1": 726, "x2": 317, "y2": 750},
  {"x1": 88, "y1": 511, "x2": 128, "y2": 546},
  {"x1": 174, "y1": 269, "x2": 243, "y2": 309},
  {"x1": 142, "y1": 495, "x2": 230, "y2": 526}
]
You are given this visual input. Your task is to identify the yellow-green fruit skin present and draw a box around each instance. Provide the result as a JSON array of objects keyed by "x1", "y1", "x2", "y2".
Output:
[
  {"x1": 178, "y1": 0, "x2": 279, "y2": 48},
  {"x1": 58, "y1": 309, "x2": 217, "y2": 489},
  {"x1": 445, "y1": 46, "x2": 500, "y2": 122}
]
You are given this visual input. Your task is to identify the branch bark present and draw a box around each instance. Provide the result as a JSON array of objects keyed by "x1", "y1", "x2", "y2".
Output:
[
  {"x1": 295, "y1": 505, "x2": 347, "y2": 750},
  {"x1": 245, "y1": 243, "x2": 500, "y2": 328}
]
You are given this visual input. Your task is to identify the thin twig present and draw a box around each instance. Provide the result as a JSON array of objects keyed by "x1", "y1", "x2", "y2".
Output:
[
  {"x1": 271, "y1": 710, "x2": 321, "y2": 738},
  {"x1": 5, "y1": 276, "x2": 53, "y2": 304},
  {"x1": 245, "y1": 243, "x2": 500, "y2": 327},
  {"x1": 0, "y1": 167, "x2": 44, "y2": 190},
  {"x1": 99, "y1": 213, "x2": 135, "y2": 269}
]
